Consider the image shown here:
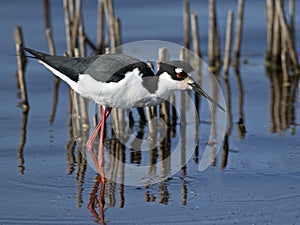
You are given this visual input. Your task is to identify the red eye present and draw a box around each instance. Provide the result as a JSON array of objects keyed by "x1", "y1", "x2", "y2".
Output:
[{"x1": 177, "y1": 72, "x2": 183, "y2": 78}]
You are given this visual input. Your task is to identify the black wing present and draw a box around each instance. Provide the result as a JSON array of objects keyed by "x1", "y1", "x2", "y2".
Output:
[
  {"x1": 24, "y1": 48, "x2": 95, "y2": 82},
  {"x1": 24, "y1": 48, "x2": 154, "y2": 83}
]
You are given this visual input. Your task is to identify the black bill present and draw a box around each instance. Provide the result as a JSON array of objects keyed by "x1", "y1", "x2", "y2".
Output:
[{"x1": 189, "y1": 82, "x2": 226, "y2": 112}]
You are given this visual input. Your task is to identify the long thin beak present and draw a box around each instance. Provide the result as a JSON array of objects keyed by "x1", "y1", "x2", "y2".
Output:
[{"x1": 189, "y1": 82, "x2": 226, "y2": 112}]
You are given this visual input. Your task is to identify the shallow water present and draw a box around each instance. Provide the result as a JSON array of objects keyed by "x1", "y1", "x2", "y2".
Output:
[{"x1": 1, "y1": 0, "x2": 300, "y2": 224}]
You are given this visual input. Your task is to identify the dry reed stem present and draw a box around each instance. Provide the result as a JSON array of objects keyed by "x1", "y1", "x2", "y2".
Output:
[
  {"x1": 275, "y1": 0, "x2": 299, "y2": 70},
  {"x1": 97, "y1": 0, "x2": 105, "y2": 53},
  {"x1": 208, "y1": 0, "x2": 220, "y2": 68},
  {"x1": 158, "y1": 48, "x2": 170, "y2": 125},
  {"x1": 14, "y1": 26, "x2": 29, "y2": 111},
  {"x1": 266, "y1": 0, "x2": 274, "y2": 60},
  {"x1": 289, "y1": 0, "x2": 295, "y2": 48},
  {"x1": 183, "y1": 0, "x2": 190, "y2": 49},
  {"x1": 233, "y1": 0, "x2": 244, "y2": 65},
  {"x1": 191, "y1": 11, "x2": 201, "y2": 58},
  {"x1": 43, "y1": 0, "x2": 56, "y2": 55},
  {"x1": 63, "y1": 0, "x2": 73, "y2": 56},
  {"x1": 224, "y1": 10, "x2": 234, "y2": 75},
  {"x1": 272, "y1": 7, "x2": 281, "y2": 65},
  {"x1": 43, "y1": 0, "x2": 60, "y2": 124}
]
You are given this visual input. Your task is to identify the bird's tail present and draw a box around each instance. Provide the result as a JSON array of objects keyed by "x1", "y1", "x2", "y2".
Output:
[
  {"x1": 23, "y1": 47, "x2": 79, "y2": 91},
  {"x1": 23, "y1": 48, "x2": 50, "y2": 60}
]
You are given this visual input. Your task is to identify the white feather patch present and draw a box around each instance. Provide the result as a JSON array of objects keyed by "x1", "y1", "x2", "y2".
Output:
[{"x1": 175, "y1": 67, "x2": 183, "y2": 73}]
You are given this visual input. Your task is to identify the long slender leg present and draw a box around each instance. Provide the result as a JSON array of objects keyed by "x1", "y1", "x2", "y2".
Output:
[
  {"x1": 86, "y1": 107, "x2": 111, "y2": 172},
  {"x1": 86, "y1": 118, "x2": 104, "y2": 171},
  {"x1": 98, "y1": 107, "x2": 111, "y2": 180},
  {"x1": 86, "y1": 107, "x2": 111, "y2": 225},
  {"x1": 86, "y1": 108, "x2": 112, "y2": 150},
  {"x1": 86, "y1": 114, "x2": 105, "y2": 152}
]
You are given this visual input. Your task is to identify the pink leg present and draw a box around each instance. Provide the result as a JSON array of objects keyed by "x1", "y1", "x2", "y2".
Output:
[
  {"x1": 86, "y1": 119, "x2": 104, "y2": 170},
  {"x1": 98, "y1": 107, "x2": 111, "y2": 181},
  {"x1": 86, "y1": 107, "x2": 111, "y2": 224},
  {"x1": 86, "y1": 107, "x2": 111, "y2": 173},
  {"x1": 86, "y1": 108, "x2": 111, "y2": 151}
]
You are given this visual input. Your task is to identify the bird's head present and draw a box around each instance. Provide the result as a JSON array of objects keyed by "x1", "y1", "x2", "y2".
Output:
[
  {"x1": 156, "y1": 61, "x2": 225, "y2": 111},
  {"x1": 156, "y1": 61, "x2": 195, "y2": 91}
]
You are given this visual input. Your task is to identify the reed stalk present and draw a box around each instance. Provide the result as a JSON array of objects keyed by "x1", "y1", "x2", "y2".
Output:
[
  {"x1": 191, "y1": 11, "x2": 201, "y2": 58},
  {"x1": 183, "y1": 0, "x2": 190, "y2": 49},
  {"x1": 224, "y1": 10, "x2": 234, "y2": 75},
  {"x1": 233, "y1": 0, "x2": 244, "y2": 66},
  {"x1": 14, "y1": 26, "x2": 29, "y2": 111}
]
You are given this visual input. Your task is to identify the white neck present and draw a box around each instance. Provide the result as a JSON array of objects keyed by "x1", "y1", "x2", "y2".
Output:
[{"x1": 156, "y1": 72, "x2": 188, "y2": 95}]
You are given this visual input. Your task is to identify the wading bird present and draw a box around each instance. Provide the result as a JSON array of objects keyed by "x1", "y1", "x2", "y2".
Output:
[{"x1": 24, "y1": 48, "x2": 225, "y2": 181}]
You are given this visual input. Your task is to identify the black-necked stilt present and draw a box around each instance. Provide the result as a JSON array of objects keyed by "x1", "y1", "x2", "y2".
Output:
[{"x1": 24, "y1": 48, "x2": 225, "y2": 179}]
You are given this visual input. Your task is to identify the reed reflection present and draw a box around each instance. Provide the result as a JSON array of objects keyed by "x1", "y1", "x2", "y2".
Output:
[
  {"x1": 234, "y1": 67, "x2": 246, "y2": 139},
  {"x1": 222, "y1": 71, "x2": 232, "y2": 170},
  {"x1": 266, "y1": 69, "x2": 299, "y2": 134},
  {"x1": 221, "y1": 65, "x2": 247, "y2": 169},
  {"x1": 17, "y1": 109, "x2": 29, "y2": 175},
  {"x1": 48, "y1": 78, "x2": 60, "y2": 124}
]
